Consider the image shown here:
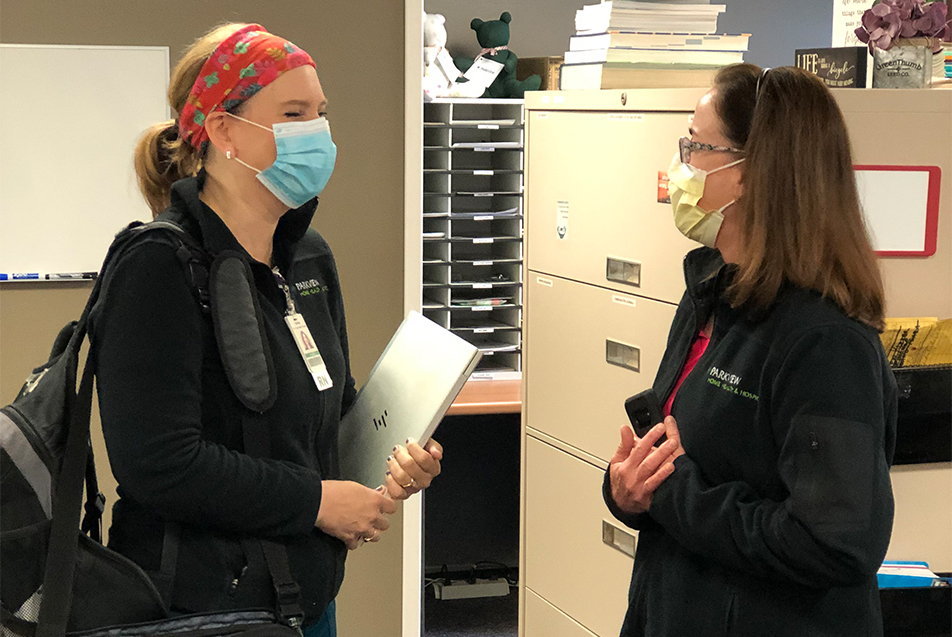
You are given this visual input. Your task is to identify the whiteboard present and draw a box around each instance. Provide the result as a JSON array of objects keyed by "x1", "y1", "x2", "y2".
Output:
[
  {"x1": 856, "y1": 165, "x2": 941, "y2": 257},
  {"x1": 0, "y1": 44, "x2": 169, "y2": 276}
]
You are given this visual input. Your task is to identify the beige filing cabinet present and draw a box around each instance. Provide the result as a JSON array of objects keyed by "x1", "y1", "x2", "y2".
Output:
[
  {"x1": 520, "y1": 87, "x2": 952, "y2": 637},
  {"x1": 520, "y1": 88, "x2": 705, "y2": 637}
]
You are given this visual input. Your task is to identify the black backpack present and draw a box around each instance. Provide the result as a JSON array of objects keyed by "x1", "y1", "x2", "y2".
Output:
[{"x1": 0, "y1": 221, "x2": 303, "y2": 636}]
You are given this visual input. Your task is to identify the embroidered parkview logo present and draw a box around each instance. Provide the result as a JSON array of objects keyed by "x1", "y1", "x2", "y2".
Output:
[
  {"x1": 295, "y1": 278, "x2": 329, "y2": 297},
  {"x1": 707, "y1": 365, "x2": 759, "y2": 401}
]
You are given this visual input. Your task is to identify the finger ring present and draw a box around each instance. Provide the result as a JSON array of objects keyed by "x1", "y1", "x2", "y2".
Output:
[
  {"x1": 400, "y1": 478, "x2": 416, "y2": 489},
  {"x1": 363, "y1": 529, "x2": 378, "y2": 543}
]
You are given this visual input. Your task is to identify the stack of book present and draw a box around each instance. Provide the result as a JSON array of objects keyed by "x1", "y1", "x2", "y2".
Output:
[{"x1": 561, "y1": 0, "x2": 749, "y2": 90}]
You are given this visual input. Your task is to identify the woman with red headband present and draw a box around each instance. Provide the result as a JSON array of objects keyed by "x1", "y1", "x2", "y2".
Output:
[{"x1": 91, "y1": 23, "x2": 439, "y2": 634}]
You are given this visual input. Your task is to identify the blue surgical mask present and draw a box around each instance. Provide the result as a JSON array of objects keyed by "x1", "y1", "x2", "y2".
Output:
[{"x1": 227, "y1": 113, "x2": 337, "y2": 208}]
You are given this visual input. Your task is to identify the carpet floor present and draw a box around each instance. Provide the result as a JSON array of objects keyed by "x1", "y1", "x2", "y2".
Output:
[{"x1": 423, "y1": 588, "x2": 518, "y2": 637}]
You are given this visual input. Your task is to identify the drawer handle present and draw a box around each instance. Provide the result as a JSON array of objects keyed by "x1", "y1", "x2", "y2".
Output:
[
  {"x1": 606, "y1": 257, "x2": 641, "y2": 287},
  {"x1": 602, "y1": 520, "x2": 637, "y2": 558},
  {"x1": 606, "y1": 339, "x2": 640, "y2": 373}
]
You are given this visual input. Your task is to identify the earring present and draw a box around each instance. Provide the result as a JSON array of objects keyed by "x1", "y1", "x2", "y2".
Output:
[{"x1": 226, "y1": 150, "x2": 233, "y2": 160}]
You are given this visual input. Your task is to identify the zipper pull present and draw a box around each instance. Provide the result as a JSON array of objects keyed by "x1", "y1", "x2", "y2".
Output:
[{"x1": 228, "y1": 566, "x2": 248, "y2": 596}]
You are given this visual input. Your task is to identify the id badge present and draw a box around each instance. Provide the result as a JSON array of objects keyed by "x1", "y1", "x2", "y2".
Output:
[{"x1": 285, "y1": 313, "x2": 333, "y2": 391}]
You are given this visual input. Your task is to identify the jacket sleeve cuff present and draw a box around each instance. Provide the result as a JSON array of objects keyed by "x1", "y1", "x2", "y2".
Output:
[
  {"x1": 647, "y1": 454, "x2": 692, "y2": 524},
  {"x1": 602, "y1": 466, "x2": 651, "y2": 530},
  {"x1": 296, "y1": 472, "x2": 324, "y2": 535}
]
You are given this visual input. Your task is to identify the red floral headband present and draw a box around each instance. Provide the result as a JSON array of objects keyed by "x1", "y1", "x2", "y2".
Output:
[{"x1": 178, "y1": 24, "x2": 316, "y2": 149}]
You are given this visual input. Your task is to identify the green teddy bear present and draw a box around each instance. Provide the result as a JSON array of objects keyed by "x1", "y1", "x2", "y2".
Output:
[{"x1": 454, "y1": 12, "x2": 542, "y2": 99}]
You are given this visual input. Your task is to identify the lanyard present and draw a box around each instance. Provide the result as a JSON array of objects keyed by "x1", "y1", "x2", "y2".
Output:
[{"x1": 272, "y1": 266, "x2": 333, "y2": 391}]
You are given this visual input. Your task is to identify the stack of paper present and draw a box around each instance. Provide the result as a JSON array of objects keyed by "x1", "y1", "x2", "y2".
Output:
[
  {"x1": 561, "y1": 0, "x2": 749, "y2": 90},
  {"x1": 575, "y1": 0, "x2": 726, "y2": 35},
  {"x1": 877, "y1": 561, "x2": 943, "y2": 588},
  {"x1": 880, "y1": 317, "x2": 952, "y2": 368}
]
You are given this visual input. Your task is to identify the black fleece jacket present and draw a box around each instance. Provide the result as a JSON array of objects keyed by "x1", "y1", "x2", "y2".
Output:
[
  {"x1": 604, "y1": 247, "x2": 897, "y2": 637},
  {"x1": 90, "y1": 172, "x2": 357, "y2": 620}
]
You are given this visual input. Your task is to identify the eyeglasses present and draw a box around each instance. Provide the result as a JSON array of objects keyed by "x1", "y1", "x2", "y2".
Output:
[{"x1": 679, "y1": 136, "x2": 744, "y2": 165}]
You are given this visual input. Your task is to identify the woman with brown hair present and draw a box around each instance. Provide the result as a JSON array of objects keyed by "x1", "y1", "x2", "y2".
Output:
[
  {"x1": 604, "y1": 64, "x2": 897, "y2": 636},
  {"x1": 91, "y1": 23, "x2": 440, "y2": 635}
]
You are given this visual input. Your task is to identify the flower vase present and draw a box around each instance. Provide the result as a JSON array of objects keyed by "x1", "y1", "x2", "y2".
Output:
[{"x1": 872, "y1": 37, "x2": 937, "y2": 88}]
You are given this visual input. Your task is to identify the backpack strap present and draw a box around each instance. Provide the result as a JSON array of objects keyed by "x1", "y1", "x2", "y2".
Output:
[
  {"x1": 153, "y1": 414, "x2": 306, "y2": 629},
  {"x1": 209, "y1": 253, "x2": 278, "y2": 413},
  {"x1": 33, "y1": 220, "x2": 208, "y2": 635},
  {"x1": 80, "y1": 450, "x2": 106, "y2": 543},
  {"x1": 240, "y1": 414, "x2": 306, "y2": 630},
  {"x1": 34, "y1": 350, "x2": 96, "y2": 637},
  {"x1": 35, "y1": 218, "x2": 295, "y2": 632},
  {"x1": 122, "y1": 224, "x2": 295, "y2": 626}
]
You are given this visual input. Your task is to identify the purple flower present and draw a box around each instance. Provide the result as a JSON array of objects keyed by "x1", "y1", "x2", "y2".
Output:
[
  {"x1": 855, "y1": 0, "x2": 952, "y2": 52},
  {"x1": 913, "y1": 1, "x2": 949, "y2": 34}
]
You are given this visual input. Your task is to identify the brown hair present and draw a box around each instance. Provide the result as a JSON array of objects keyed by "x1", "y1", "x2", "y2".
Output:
[
  {"x1": 712, "y1": 64, "x2": 886, "y2": 332},
  {"x1": 134, "y1": 23, "x2": 249, "y2": 216}
]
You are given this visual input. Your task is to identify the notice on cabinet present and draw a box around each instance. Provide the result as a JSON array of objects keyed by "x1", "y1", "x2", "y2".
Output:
[
  {"x1": 657, "y1": 171, "x2": 671, "y2": 204},
  {"x1": 608, "y1": 114, "x2": 645, "y2": 122},
  {"x1": 557, "y1": 200, "x2": 570, "y2": 240}
]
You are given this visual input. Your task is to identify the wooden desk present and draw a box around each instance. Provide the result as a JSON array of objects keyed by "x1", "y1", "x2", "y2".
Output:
[{"x1": 447, "y1": 379, "x2": 522, "y2": 415}]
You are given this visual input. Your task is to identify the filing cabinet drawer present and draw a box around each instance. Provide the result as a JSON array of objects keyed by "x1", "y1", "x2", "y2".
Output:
[
  {"x1": 525, "y1": 109, "x2": 696, "y2": 304},
  {"x1": 524, "y1": 272, "x2": 676, "y2": 462},
  {"x1": 524, "y1": 435, "x2": 634, "y2": 637},
  {"x1": 525, "y1": 589, "x2": 599, "y2": 637}
]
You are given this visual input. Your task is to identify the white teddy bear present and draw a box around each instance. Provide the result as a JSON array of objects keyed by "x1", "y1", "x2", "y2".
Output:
[{"x1": 423, "y1": 12, "x2": 483, "y2": 100}]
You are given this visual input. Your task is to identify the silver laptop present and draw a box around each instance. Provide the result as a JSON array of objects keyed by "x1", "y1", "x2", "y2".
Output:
[{"x1": 338, "y1": 311, "x2": 482, "y2": 488}]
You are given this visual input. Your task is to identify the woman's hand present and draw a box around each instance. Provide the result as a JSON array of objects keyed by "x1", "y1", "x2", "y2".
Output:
[
  {"x1": 609, "y1": 416, "x2": 685, "y2": 515},
  {"x1": 385, "y1": 438, "x2": 443, "y2": 500},
  {"x1": 315, "y1": 480, "x2": 397, "y2": 550}
]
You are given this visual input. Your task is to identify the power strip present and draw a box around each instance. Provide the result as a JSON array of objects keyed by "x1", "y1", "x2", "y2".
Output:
[{"x1": 432, "y1": 578, "x2": 510, "y2": 600}]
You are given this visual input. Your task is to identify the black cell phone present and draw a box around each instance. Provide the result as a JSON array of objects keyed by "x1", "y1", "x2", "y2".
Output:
[{"x1": 624, "y1": 389, "x2": 667, "y2": 446}]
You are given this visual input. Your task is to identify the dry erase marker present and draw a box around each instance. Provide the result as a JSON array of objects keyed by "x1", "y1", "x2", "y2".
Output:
[
  {"x1": 46, "y1": 272, "x2": 97, "y2": 280},
  {"x1": 9, "y1": 273, "x2": 40, "y2": 280}
]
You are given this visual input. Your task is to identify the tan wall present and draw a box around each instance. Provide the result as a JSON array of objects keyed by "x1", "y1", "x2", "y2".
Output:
[
  {"x1": 0, "y1": 2, "x2": 406, "y2": 634},
  {"x1": 835, "y1": 88, "x2": 952, "y2": 573}
]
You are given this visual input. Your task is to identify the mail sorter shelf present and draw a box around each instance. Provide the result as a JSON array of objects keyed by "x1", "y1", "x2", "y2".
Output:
[
  {"x1": 424, "y1": 122, "x2": 522, "y2": 130},
  {"x1": 424, "y1": 98, "x2": 525, "y2": 126},
  {"x1": 423, "y1": 210, "x2": 523, "y2": 220},
  {"x1": 422, "y1": 99, "x2": 525, "y2": 379},
  {"x1": 423, "y1": 121, "x2": 522, "y2": 149},
  {"x1": 425, "y1": 147, "x2": 523, "y2": 172}
]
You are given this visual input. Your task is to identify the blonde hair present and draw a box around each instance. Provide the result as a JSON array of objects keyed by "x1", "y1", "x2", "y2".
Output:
[{"x1": 134, "y1": 23, "x2": 250, "y2": 216}]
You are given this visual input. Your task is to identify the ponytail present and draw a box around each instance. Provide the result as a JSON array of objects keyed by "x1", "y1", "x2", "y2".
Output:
[{"x1": 133, "y1": 119, "x2": 201, "y2": 216}]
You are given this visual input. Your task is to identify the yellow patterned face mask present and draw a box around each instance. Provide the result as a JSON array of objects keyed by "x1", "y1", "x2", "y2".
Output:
[{"x1": 667, "y1": 153, "x2": 744, "y2": 248}]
